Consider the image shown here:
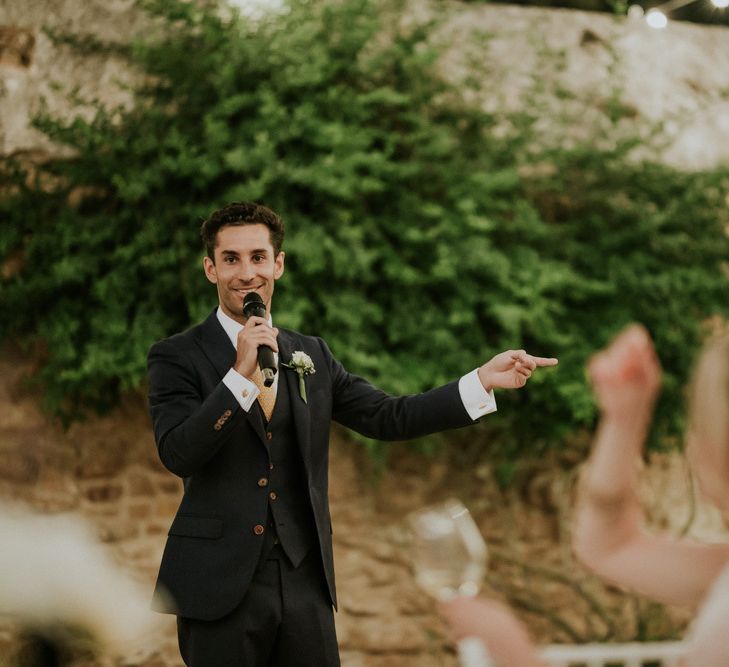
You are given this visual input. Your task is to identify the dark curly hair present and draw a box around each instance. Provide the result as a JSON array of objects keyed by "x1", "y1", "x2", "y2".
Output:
[{"x1": 200, "y1": 202, "x2": 285, "y2": 260}]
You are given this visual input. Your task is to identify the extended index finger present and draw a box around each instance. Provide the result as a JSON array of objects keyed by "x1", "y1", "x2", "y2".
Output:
[{"x1": 530, "y1": 355, "x2": 559, "y2": 367}]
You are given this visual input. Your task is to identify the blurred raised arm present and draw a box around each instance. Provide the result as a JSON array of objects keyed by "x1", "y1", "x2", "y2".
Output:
[{"x1": 573, "y1": 326, "x2": 729, "y2": 608}]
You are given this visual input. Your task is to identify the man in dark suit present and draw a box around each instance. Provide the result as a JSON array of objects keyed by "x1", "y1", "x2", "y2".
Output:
[{"x1": 147, "y1": 201, "x2": 557, "y2": 667}]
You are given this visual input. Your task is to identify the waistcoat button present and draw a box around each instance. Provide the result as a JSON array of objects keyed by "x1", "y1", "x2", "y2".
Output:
[
  {"x1": 257, "y1": 477, "x2": 268, "y2": 487},
  {"x1": 253, "y1": 524, "x2": 265, "y2": 536}
]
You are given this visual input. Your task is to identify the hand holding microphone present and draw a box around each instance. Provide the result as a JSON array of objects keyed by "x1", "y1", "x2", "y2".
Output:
[{"x1": 234, "y1": 292, "x2": 278, "y2": 386}]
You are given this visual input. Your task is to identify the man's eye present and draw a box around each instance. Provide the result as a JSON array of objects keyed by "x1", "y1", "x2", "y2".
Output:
[
  {"x1": 224, "y1": 256, "x2": 236, "y2": 263},
  {"x1": 253, "y1": 255, "x2": 265, "y2": 262}
]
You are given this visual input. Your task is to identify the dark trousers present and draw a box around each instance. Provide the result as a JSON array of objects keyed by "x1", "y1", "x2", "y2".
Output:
[{"x1": 177, "y1": 545, "x2": 340, "y2": 667}]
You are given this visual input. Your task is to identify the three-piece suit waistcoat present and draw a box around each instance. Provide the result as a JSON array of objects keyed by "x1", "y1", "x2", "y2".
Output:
[{"x1": 258, "y1": 373, "x2": 318, "y2": 567}]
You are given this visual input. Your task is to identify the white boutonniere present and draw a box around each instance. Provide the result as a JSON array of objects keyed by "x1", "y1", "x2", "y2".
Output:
[{"x1": 282, "y1": 351, "x2": 316, "y2": 403}]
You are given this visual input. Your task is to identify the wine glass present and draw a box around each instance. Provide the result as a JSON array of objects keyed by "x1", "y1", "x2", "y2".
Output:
[
  {"x1": 408, "y1": 498, "x2": 488, "y2": 600},
  {"x1": 407, "y1": 498, "x2": 493, "y2": 666}
]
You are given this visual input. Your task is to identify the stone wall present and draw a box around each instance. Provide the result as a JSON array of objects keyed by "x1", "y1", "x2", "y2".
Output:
[
  {"x1": 2, "y1": 0, "x2": 729, "y2": 168},
  {"x1": 437, "y1": 2, "x2": 729, "y2": 170},
  {"x1": 0, "y1": 0, "x2": 143, "y2": 158}
]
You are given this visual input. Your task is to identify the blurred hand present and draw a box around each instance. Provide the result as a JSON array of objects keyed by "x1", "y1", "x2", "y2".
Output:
[
  {"x1": 439, "y1": 596, "x2": 547, "y2": 667},
  {"x1": 478, "y1": 350, "x2": 558, "y2": 392},
  {"x1": 589, "y1": 325, "x2": 661, "y2": 422}
]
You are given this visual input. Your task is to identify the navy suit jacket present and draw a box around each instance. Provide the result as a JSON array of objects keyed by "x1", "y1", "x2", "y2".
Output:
[{"x1": 147, "y1": 309, "x2": 476, "y2": 620}]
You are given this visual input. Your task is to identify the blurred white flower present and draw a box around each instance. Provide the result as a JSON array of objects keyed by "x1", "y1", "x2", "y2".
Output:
[{"x1": 0, "y1": 506, "x2": 165, "y2": 656}]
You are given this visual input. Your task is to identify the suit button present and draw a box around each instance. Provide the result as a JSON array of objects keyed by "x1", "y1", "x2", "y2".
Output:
[
  {"x1": 266, "y1": 432, "x2": 273, "y2": 440},
  {"x1": 213, "y1": 423, "x2": 222, "y2": 431},
  {"x1": 253, "y1": 524, "x2": 265, "y2": 536},
  {"x1": 269, "y1": 491, "x2": 277, "y2": 501},
  {"x1": 223, "y1": 409, "x2": 232, "y2": 417},
  {"x1": 257, "y1": 477, "x2": 268, "y2": 487}
]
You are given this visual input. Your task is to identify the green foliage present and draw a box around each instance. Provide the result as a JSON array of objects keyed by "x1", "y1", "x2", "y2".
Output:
[{"x1": 1, "y1": 0, "x2": 728, "y2": 459}]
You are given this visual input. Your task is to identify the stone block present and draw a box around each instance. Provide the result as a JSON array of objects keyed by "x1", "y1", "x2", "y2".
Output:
[
  {"x1": 157, "y1": 478, "x2": 182, "y2": 495},
  {"x1": 75, "y1": 445, "x2": 126, "y2": 479},
  {"x1": 393, "y1": 586, "x2": 433, "y2": 616},
  {"x1": 128, "y1": 502, "x2": 151, "y2": 519},
  {"x1": 0, "y1": 448, "x2": 40, "y2": 483},
  {"x1": 361, "y1": 560, "x2": 398, "y2": 587},
  {"x1": 0, "y1": 26, "x2": 35, "y2": 68},
  {"x1": 127, "y1": 470, "x2": 155, "y2": 496},
  {"x1": 339, "y1": 652, "x2": 366, "y2": 667},
  {"x1": 82, "y1": 503, "x2": 119, "y2": 518},
  {"x1": 344, "y1": 617, "x2": 429, "y2": 653},
  {"x1": 84, "y1": 482, "x2": 123, "y2": 503},
  {"x1": 97, "y1": 520, "x2": 139, "y2": 543},
  {"x1": 341, "y1": 594, "x2": 391, "y2": 618},
  {"x1": 28, "y1": 473, "x2": 80, "y2": 512},
  {"x1": 156, "y1": 497, "x2": 180, "y2": 518}
]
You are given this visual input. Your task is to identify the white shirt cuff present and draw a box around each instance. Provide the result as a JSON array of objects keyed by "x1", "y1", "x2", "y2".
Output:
[
  {"x1": 222, "y1": 368, "x2": 260, "y2": 411},
  {"x1": 459, "y1": 369, "x2": 497, "y2": 421}
]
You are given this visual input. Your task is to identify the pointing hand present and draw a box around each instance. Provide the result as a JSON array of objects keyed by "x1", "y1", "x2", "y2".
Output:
[{"x1": 478, "y1": 350, "x2": 558, "y2": 392}]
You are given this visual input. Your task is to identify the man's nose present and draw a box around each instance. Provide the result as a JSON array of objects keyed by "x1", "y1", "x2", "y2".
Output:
[{"x1": 237, "y1": 261, "x2": 256, "y2": 281}]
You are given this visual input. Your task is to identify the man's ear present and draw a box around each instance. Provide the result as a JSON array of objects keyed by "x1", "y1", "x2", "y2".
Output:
[
  {"x1": 274, "y1": 251, "x2": 285, "y2": 280},
  {"x1": 203, "y1": 256, "x2": 218, "y2": 284}
]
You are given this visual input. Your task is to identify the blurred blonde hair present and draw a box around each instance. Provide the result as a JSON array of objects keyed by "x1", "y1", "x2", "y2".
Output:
[{"x1": 688, "y1": 335, "x2": 729, "y2": 468}]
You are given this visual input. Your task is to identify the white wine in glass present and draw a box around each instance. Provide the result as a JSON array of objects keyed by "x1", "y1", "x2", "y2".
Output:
[
  {"x1": 408, "y1": 498, "x2": 488, "y2": 601},
  {"x1": 408, "y1": 499, "x2": 492, "y2": 666}
]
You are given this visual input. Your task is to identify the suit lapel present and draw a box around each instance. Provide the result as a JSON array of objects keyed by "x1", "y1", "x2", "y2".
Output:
[
  {"x1": 195, "y1": 309, "x2": 269, "y2": 447},
  {"x1": 277, "y1": 331, "x2": 312, "y2": 466},
  {"x1": 196, "y1": 310, "x2": 236, "y2": 379}
]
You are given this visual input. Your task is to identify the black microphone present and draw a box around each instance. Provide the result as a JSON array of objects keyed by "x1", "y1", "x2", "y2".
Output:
[{"x1": 242, "y1": 292, "x2": 277, "y2": 387}]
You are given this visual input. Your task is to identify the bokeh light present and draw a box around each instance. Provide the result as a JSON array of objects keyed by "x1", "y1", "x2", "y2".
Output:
[
  {"x1": 628, "y1": 4, "x2": 646, "y2": 18},
  {"x1": 646, "y1": 8, "x2": 669, "y2": 27}
]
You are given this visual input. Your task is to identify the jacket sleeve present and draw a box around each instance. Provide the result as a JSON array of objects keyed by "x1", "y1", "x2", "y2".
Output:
[
  {"x1": 320, "y1": 338, "x2": 477, "y2": 441},
  {"x1": 147, "y1": 337, "x2": 244, "y2": 477}
]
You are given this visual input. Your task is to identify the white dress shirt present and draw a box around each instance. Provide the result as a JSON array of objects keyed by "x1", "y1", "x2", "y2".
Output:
[{"x1": 216, "y1": 306, "x2": 496, "y2": 420}]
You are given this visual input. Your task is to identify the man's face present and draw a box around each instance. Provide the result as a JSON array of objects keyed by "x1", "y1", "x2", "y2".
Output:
[{"x1": 203, "y1": 224, "x2": 285, "y2": 323}]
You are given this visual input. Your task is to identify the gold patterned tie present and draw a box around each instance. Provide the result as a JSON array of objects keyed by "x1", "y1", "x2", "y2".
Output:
[{"x1": 252, "y1": 367, "x2": 276, "y2": 422}]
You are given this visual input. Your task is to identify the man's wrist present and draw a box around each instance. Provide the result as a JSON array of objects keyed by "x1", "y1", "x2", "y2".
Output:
[
  {"x1": 477, "y1": 365, "x2": 493, "y2": 393},
  {"x1": 233, "y1": 358, "x2": 256, "y2": 379},
  {"x1": 460, "y1": 369, "x2": 497, "y2": 420},
  {"x1": 223, "y1": 368, "x2": 259, "y2": 411}
]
